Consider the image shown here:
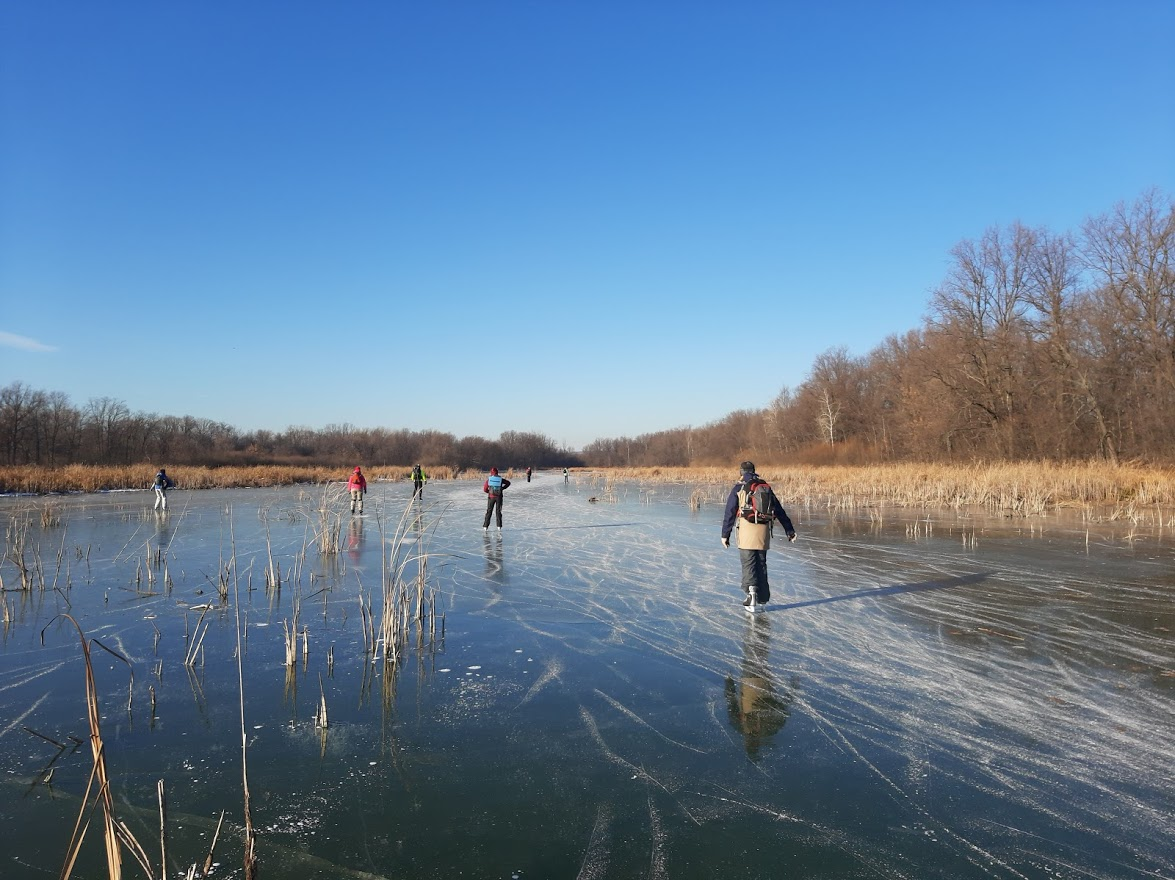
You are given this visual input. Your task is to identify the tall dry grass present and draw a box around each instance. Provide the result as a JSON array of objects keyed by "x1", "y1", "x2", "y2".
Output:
[
  {"x1": 599, "y1": 461, "x2": 1175, "y2": 514},
  {"x1": 51, "y1": 614, "x2": 154, "y2": 880},
  {"x1": 9, "y1": 461, "x2": 1172, "y2": 515},
  {"x1": 0, "y1": 463, "x2": 474, "y2": 495}
]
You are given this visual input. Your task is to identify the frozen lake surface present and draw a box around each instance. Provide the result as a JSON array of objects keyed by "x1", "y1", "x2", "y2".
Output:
[{"x1": 1, "y1": 473, "x2": 1173, "y2": 879}]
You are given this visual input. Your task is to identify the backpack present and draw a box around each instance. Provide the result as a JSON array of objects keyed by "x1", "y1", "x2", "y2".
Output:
[
  {"x1": 740, "y1": 478, "x2": 775, "y2": 524},
  {"x1": 487, "y1": 474, "x2": 504, "y2": 497}
]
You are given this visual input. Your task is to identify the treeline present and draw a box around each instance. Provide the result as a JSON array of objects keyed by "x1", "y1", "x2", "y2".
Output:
[
  {"x1": 0, "y1": 388, "x2": 582, "y2": 471},
  {"x1": 584, "y1": 189, "x2": 1175, "y2": 468}
]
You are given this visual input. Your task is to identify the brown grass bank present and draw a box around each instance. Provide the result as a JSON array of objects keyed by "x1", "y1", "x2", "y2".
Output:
[
  {"x1": 587, "y1": 462, "x2": 1175, "y2": 516},
  {"x1": 8, "y1": 462, "x2": 1175, "y2": 519},
  {"x1": 0, "y1": 464, "x2": 466, "y2": 495}
]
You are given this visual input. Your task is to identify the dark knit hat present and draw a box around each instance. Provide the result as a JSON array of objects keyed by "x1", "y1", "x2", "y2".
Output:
[{"x1": 740, "y1": 461, "x2": 755, "y2": 474}]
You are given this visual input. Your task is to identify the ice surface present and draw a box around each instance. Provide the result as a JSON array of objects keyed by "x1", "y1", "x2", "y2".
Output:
[{"x1": 1, "y1": 474, "x2": 1172, "y2": 878}]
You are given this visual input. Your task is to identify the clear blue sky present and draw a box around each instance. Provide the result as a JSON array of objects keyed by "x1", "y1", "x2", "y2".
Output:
[{"x1": 3, "y1": 2, "x2": 1173, "y2": 450}]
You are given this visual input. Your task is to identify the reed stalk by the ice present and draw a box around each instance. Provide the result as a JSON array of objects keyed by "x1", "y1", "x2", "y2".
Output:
[
  {"x1": 184, "y1": 606, "x2": 210, "y2": 667},
  {"x1": 282, "y1": 604, "x2": 300, "y2": 667},
  {"x1": 263, "y1": 522, "x2": 281, "y2": 591},
  {"x1": 157, "y1": 780, "x2": 167, "y2": 880},
  {"x1": 202, "y1": 811, "x2": 225, "y2": 878},
  {"x1": 315, "y1": 675, "x2": 328, "y2": 730},
  {"x1": 228, "y1": 514, "x2": 259, "y2": 880},
  {"x1": 4, "y1": 510, "x2": 35, "y2": 591},
  {"x1": 50, "y1": 614, "x2": 153, "y2": 880},
  {"x1": 375, "y1": 501, "x2": 445, "y2": 667},
  {"x1": 214, "y1": 553, "x2": 232, "y2": 603}
]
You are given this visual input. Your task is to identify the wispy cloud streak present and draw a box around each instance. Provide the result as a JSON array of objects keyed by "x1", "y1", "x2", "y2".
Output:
[{"x1": 0, "y1": 331, "x2": 58, "y2": 352}]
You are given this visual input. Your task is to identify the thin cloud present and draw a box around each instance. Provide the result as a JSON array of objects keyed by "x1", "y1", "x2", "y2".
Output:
[{"x1": 0, "y1": 331, "x2": 58, "y2": 352}]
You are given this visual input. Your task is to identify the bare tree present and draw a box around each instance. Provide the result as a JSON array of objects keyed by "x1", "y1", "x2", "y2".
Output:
[
  {"x1": 81, "y1": 397, "x2": 131, "y2": 464},
  {"x1": 1081, "y1": 189, "x2": 1175, "y2": 455},
  {"x1": 0, "y1": 382, "x2": 47, "y2": 464},
  {"x1": 927, "y1": 224, "x2": 1037, "y2": 457},
  {"x1": 816, "y1": 388, "x2": 840, "y2": 446}
]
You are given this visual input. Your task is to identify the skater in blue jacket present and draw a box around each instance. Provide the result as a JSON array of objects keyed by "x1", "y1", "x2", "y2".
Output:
[{"x1": 482, "y1": 468, "x2": 511, "y2": 531}]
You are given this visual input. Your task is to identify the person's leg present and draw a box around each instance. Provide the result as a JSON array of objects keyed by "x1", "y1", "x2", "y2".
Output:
[
  {"x1": 753, "y1": 550, "x2": 770, "y2": 604},
  {"x1": 350, "y1": 489, "x2": 358, "y2": 513},
  {"x1": 739, "y1": 549, "x2": 757, "y2": 604},
  {"x1": 154, "y1": 487, "x2": 161, "y2": 509},
  {"x1": 494, "y1": 498, "x2": 503, "y2": 528},
  {"x1": 358, "y1": 489, "x2": 363, "y2": 514},
  {"x1": 161, "y1": 489, "x2": 168, "y2": 511},
  {"x1": 483, "y1": 498, "x2": 493, "y2": 529}
]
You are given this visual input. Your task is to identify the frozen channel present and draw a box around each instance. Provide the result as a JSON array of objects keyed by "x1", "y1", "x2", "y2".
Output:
[{"x1": 1, "y1": 471, "x2": 1172, "y2": 878}]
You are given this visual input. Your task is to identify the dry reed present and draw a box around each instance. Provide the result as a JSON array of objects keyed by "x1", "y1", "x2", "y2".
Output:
[
  {"x1": 312, "y1": 485, "x2": 344, "y2": 556},
  {"x1": 600, "y1": 462, "x2": 1175, "y2": 517},
  {"x1": 0, "y1": 463, "x2": 469, "y2": 495},
  {"x1": 374, "y1": 502, "x2": 445, "y2": 670},
  {"x1": 48, "y1": 613, "x2": 153, "y2": 880}
]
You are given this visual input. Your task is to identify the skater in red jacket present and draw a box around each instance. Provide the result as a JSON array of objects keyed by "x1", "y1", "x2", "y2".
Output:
[{"x1": 348, "y1": 466, "x2": 367, "y2": 514}]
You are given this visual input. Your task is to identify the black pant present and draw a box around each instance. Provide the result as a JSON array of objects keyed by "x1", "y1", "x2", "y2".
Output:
[
  {"x1": 483, "y1": 495, "x2": 503, "y2": 528},
  {"x1": 413, "y1": 480, "x2": 423, "y2": 498},
  {"x1": 740, "y1": 549, "x2": 770, "y2": 603}
]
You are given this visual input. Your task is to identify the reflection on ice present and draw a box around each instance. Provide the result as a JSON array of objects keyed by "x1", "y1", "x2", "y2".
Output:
[
  {"x1": 724, "y1": 617, "x2": 797, "y2": 761},
  {"x1": 1, "y1": 476, "x2": 1172, "y2": 878}
]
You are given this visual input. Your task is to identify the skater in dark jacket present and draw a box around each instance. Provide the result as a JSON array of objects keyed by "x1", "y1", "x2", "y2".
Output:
[
  {"x1": 482, "y1": 467, "x2": 511, "y2": 531},
  {"x1": 152, "y1": 468, "x2": 175, "y2": 511},
  {"x1": 411, "y1": 464, "x2": 427, "y2": 499},
  {"x1": 720, "y1": 461, "x2": 796, "y2": 608}
]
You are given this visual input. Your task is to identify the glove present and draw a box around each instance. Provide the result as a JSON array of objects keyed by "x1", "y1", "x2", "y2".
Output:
[
  {"x1": 787, "y1": 531, "x2": 797, "y2": 542},
  {"x1": 721, "y1": 536, "x2": 729, "y2": 548}
]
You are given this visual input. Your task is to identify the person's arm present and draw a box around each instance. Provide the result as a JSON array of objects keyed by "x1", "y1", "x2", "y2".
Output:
[
  {"x1": 502, "y1": 478, "x2": 511, "y2": 489},
  {"x1": 720, "y1": 486, "x2": 739, "y2": 545},
  {"x1": 772, "y1": 496, "x2": 796, "y2": 540},
  {"x1": 483, "y1": 481, "x2": 490, "y2": 494}
]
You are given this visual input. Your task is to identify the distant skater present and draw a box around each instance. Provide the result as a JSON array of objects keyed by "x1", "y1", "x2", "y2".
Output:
[
  {"x1": 152, "y1": 468, "x2": 175, "y2": 511},
  {"x1": 720, "y1": 461, "x2": 796, "y2": 610},
  {"x1": 482, "y1": 467, "x2": 511, "y2": 531},
  {"x1": 411, "y1": 464, "x2": 427, "y2": 499},
  {"x1": 348, "y1": 466, "x2": 367, "y2": 514},
  {"x1": 526, "y1": 466, "x2": 532, "y2": 483},
  {"x1": 563, "y1": 468, "x2": 569, "y2": 483}
]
